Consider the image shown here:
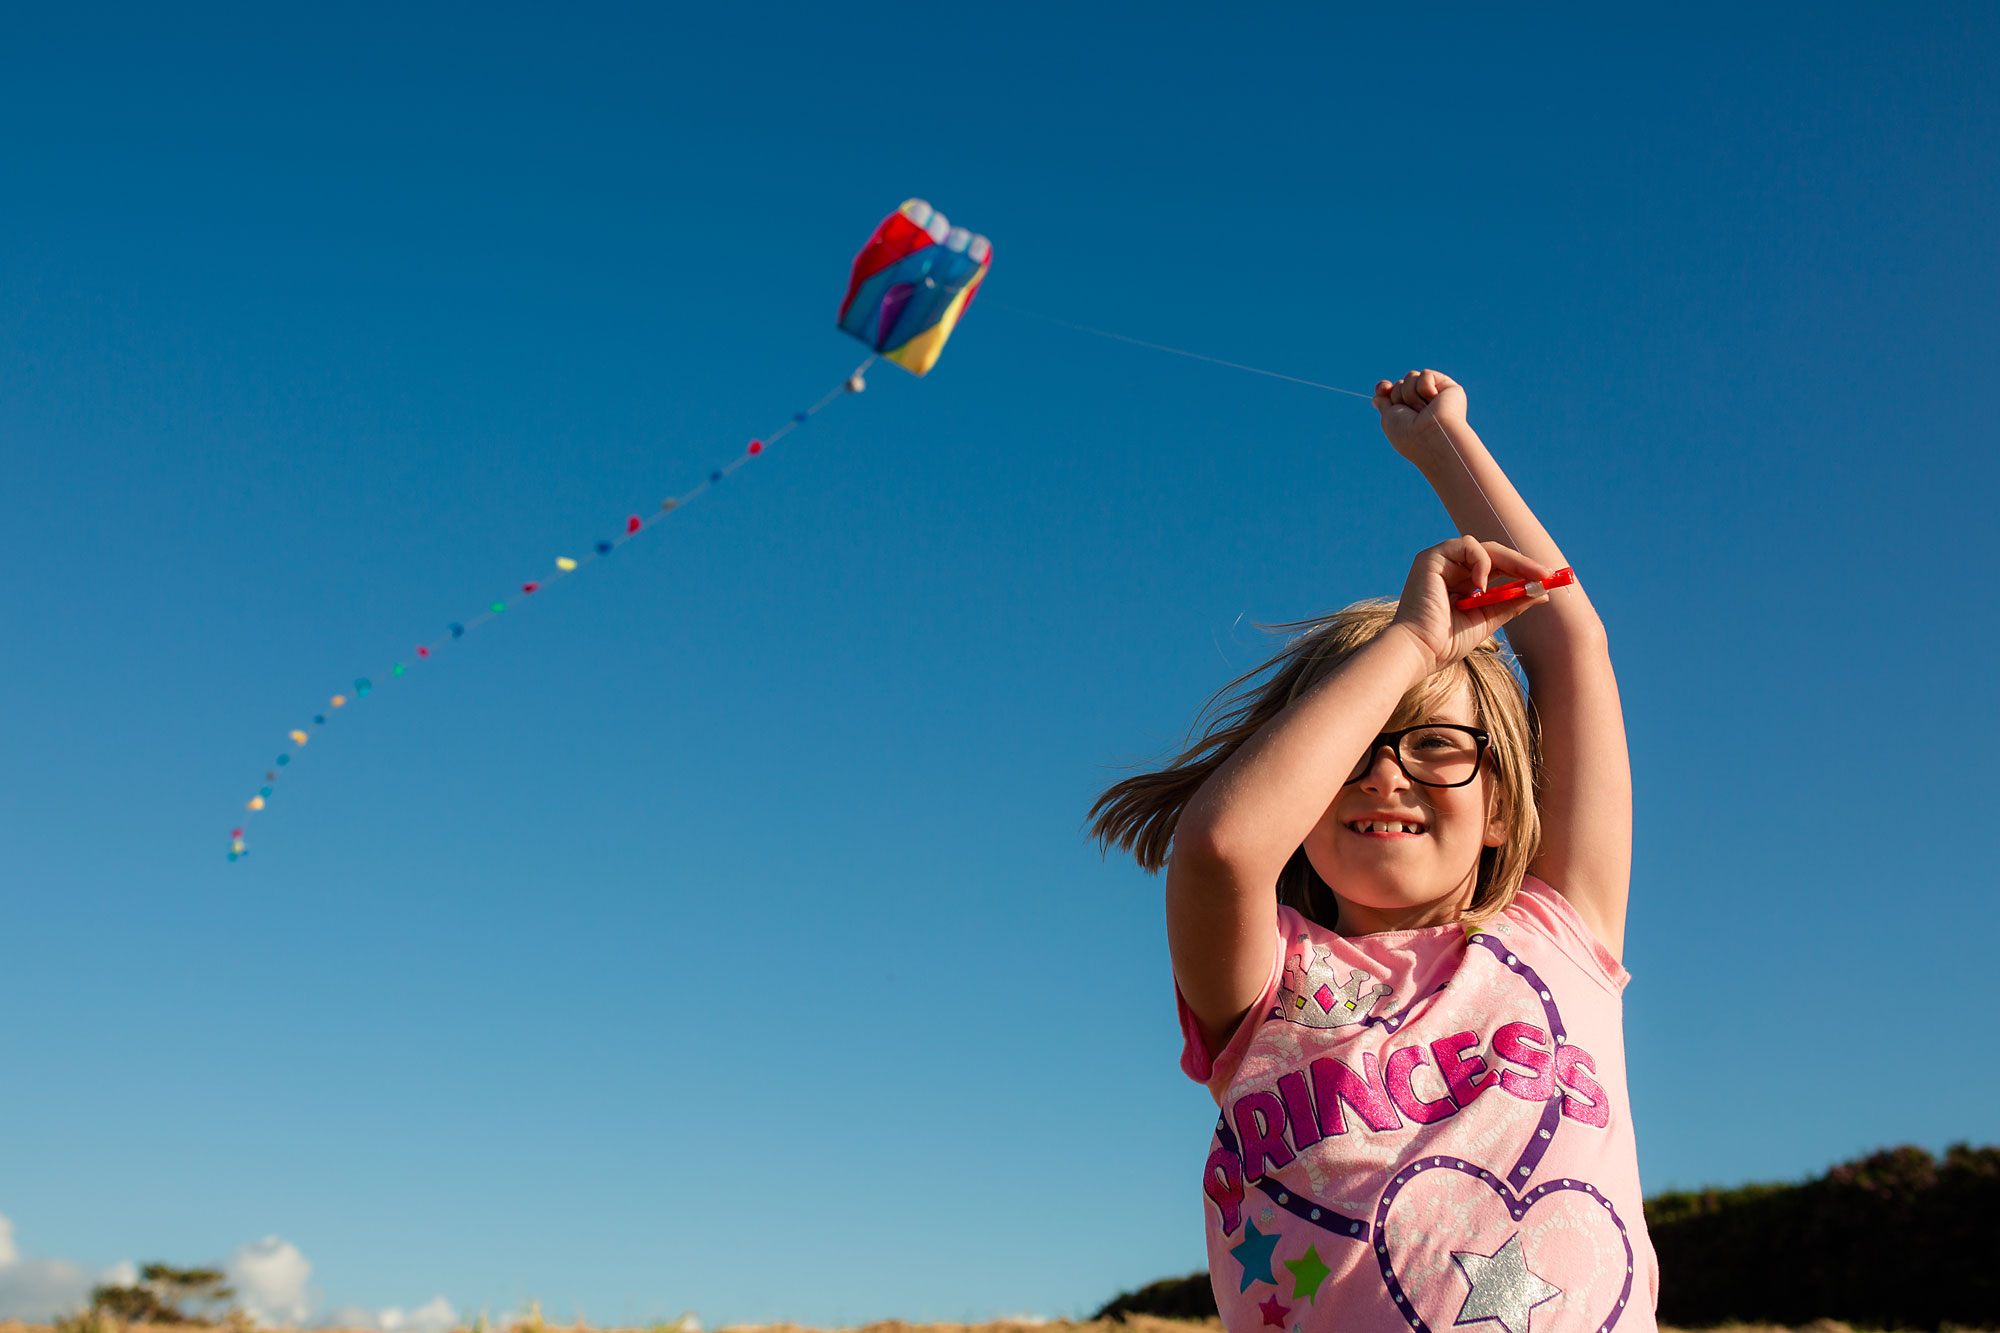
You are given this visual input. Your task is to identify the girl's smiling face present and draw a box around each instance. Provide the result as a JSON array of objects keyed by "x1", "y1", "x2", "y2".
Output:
[{"x1": 1300, "y1": 677, "x2": 1508, "y2": 935}]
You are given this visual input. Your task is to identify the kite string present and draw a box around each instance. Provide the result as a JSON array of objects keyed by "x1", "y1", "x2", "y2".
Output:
[
  {"x1": 994, "y1": 303, "x2": 1525, "y2": 557},
  {"x1": 1428, "y1": 415, "x2": 1521, "y2": 556},
  {"x1": 991, "y1": 303, "x2": 1377, "y2": 399}
]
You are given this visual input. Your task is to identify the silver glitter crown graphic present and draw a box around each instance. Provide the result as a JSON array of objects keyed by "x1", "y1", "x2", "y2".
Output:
[{"x1": 1278, "y1": 953, "x2": 1394, "y2": 1030}]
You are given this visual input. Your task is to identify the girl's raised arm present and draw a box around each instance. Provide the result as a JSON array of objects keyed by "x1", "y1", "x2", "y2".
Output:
[
  {"x1": 1166, "y1": 625, "x2": 1435, "y2": 1054},
  {"x1": 1167, "y1": 535, "x2": 1553, "y2": 1054},
  {"x1": 1374, "y1": 370, "x2": 1634, "y2": 959}
]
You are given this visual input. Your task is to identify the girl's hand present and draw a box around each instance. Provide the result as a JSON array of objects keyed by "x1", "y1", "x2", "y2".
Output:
[
  {"x1": 1374, "y1": 369, "x2": 1468, "y2": 465},
  {"x1": 1390, "y1": 536, "x2": 1556, "y2": 675}
]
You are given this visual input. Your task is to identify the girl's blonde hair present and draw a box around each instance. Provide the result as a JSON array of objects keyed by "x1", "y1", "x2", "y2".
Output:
[{"x1": 1089, "y1": 600, "x2": 1541, "y2": 930}]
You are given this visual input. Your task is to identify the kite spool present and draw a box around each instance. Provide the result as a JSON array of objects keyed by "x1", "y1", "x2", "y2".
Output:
[{"x1": 1453, "y1": 567, "x2": 1576, "y2": 612}]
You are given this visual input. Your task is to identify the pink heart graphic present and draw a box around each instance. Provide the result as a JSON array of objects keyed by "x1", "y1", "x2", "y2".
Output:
[
  {"x1": 1210, "y1": 933, "x2": 1638, "y2": 1330},
  {"x1": 1372, "y1": 1155, "x2": 1634, "y2": 1333}
]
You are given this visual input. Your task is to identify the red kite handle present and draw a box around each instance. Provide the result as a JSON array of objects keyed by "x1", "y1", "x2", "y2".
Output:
[{"x1": 1454, "y1": 566, "x2": 1575, "y2": 611}]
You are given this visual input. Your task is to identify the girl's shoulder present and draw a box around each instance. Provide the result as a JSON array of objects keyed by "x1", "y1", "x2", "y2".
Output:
[
  {"x1": 1496, "y1": 875, "x2": 1630, "y2": 994},
  {"x1": 1183, "y1": 885, "x2": 1628, "y2": 1102},
  {"x1": 1278, "y1": 880, "x2": 1627, "y2": 996}
]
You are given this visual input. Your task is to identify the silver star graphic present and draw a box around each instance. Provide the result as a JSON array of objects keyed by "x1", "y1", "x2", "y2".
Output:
[{"x1": 1451, "y1": 1233, "x2": 1561, "y2": 1333}]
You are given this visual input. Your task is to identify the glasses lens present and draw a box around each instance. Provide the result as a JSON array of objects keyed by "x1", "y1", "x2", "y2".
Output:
[{"x1": 1401, "y1": 726, "x2": 1480, "y2": 785}]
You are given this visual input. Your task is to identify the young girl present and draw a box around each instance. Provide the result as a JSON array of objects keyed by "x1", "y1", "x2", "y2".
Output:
[{"x1": 1092, "y1": 370, "x2": 1653, "y2": 1333}]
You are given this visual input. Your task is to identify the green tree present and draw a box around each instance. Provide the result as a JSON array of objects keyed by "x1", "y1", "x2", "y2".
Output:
[{"x1": 89, "y1": 1263, "x2": 236, "y2": 1324}]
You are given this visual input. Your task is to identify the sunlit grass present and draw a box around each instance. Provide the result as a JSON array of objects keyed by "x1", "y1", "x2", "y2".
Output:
[{"x1": 12, "y1": 1318, "x2": 1998, "y2": 1333}]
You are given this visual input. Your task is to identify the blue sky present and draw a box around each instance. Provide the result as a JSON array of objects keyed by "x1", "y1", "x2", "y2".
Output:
[{"x1": 3, "y1": 1, "x2": 1996, "y2": 1326}]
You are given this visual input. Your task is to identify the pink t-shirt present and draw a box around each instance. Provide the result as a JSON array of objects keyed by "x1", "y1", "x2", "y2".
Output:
[{"x1": 1177, "y1": 876, "x2": 1659, "y2": 1333}]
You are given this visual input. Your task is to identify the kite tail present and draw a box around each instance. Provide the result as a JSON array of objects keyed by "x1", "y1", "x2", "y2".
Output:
[{"x1": 225, "y1": 355, "x2": 879, "y2": 863}]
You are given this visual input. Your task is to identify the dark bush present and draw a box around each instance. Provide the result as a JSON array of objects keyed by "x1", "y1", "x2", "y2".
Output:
[
  {"x1": 1647, "y1": 1142, "x2": 1999, "y2": 1329},
  {"x1": 1097, "y1": 1144, "x2": 1999, "y2": 1328},
  {"x1": 1093, "y1": 1271, "x2": 1219, "y2": 1320}
]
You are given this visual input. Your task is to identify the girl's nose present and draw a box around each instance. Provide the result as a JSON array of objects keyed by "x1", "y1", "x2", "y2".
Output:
[{"x1": 1359, "y1": 747, "x2": 1409, "y2": 791}]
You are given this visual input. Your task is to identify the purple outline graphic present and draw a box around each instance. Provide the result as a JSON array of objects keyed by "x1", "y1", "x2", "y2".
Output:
[
  {"x1": 1371, "y1": 1155, "x2": 1634, "y2": 1333},
  {"x1": 1211, "y1": 926, "x2": 1631, "y2": 1329},
  {"x1": 1215, "y1": 1115, "x2": 1373, "y2": 1241},
  {"x1": 1465, "y1": 932, "x2": 1568, "y2": 1183}
]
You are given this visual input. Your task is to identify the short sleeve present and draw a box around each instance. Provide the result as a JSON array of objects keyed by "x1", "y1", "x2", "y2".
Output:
[
  {"x1": 1173, "y1": 907, "x2": 1293, "y2": 1099},
  {"x1": 1505, "y1": 875, "x2": 1630, "y2": 993}
]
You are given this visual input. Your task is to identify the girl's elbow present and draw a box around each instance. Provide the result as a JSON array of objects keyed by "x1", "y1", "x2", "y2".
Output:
[
  {"x1": 1521, "y1": 613, "x2": 1611, "y2": 671},
  {"x1": 1551, "y1": 601, "x2": 1611, "y2": 656},
  {"x1": 1169, "y1": 816, "x2": 1232, "y2": 874},
  {"x1": 1171, "y1": 816, "x2": 1286, "y2": 890}
]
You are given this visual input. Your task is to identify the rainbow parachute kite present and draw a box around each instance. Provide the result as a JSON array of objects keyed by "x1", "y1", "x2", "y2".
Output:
[{"x1": 838, "y1": 199, "x2": 991, "y2": 376}]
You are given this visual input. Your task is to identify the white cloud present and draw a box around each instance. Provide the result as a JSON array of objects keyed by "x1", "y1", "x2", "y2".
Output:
[
  {"x1": 0, "y1": 1217, "x2": 458, "y2": 1333},
  {"x1": 318, "y1": 1296, "x2": 456, "y2": 1332},
  {"x1": 0, "y1": 1253, "x2": 95, "y2": 1321},
  {"x1": 222, "y1": 1236, "x2": 460, "y2": 1333},
  {"x1": 230, "y1": 1236, "x2": 317, "y2": 1326},
  {"x1": 221, "y1": 1236, "x2": 457, "y2": 1332},
  {"x1": 379, "y1": 1296, "x2": 458, "y2": 1331},
  {"x1": 0, "y1": 1211, "x2": 135, "y2": 1322}
]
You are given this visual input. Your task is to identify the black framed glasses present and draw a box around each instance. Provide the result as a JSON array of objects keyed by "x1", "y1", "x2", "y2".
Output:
[{"x1": 1343, "y1": 724, "x2": 1491, "y2": 789}]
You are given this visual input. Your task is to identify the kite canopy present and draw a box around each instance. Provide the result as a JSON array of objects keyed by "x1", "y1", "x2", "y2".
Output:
[{"x1": 838, "y1": 199, "x2": 991, "y2": 376}]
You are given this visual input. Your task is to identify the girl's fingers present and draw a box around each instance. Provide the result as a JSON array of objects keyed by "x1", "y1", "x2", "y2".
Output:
[
  {"x1": 1378, "y1": 369, "x2": 1462, "y2": 415},
  {"x1": 1478, "y1": 539, "x2": 1555, "y2": 581},
  {"x1": 1460, "y1": 536, "x2": 1494, "y2": 591},
  {"x1": 1425, "y1": 536, "x2": 1492, "y2": 593}
]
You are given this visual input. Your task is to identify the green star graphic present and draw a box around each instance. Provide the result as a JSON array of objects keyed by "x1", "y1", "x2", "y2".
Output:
[{"x1": 1283, "y1": 1243, "x2": 1332, "y2": 1301}]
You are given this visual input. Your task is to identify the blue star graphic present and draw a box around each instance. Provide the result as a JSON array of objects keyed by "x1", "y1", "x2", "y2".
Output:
[{"x1": 1230, "y1": 1220, "x2": 1282, "y2": 1292}]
